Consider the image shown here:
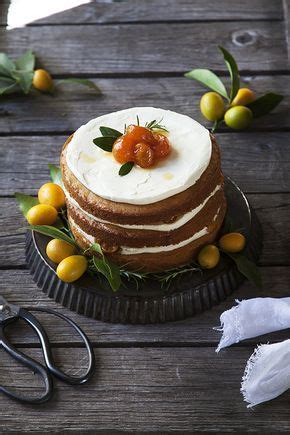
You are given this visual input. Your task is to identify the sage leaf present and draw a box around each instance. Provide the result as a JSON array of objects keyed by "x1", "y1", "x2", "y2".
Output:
[
  {"x1": 185, "y1": 68, "x2": 229, "y2": 100},
  {"x1": 15, "y1": 50, "x2": 35, "y2": 72},
  {"x1": 0, "y1": 53, "x2": 15, "y2": 77},
  {"x1": 15, "y1": 192, "x2": 38, "y2": 217},
  {"x1": 90, "y1": 243, "x2": 103, "y2": 255},
  {"x1": 100, "y1": 126, "x2": 122, "y2": 138},
  {"x1": 119, "y1": 161, "x2": 134, "y2": 176},
  {"x1": 48, "y1": 164, "x2": 62, "y2": 186},
  {"x1": 225, "y1": 252, "x2": 262, "y2": 288},
  {"x1": 0, "y1": 77, "x2": 19, "y2": 95},
  {"x1": 28, "y1": 225, "x2": 77, "y2": 247},
  {"x1": 219, "y1": 46, "x2": 240, "y2": 102},
  {"x1": 247, "y1": 93, "x2": 283, "y2": 118},
  {"x1": 93, "y1": 255, "x2": 121, "y2": 292},
  {"x1": 91, "y1": 242, "x2": 122, "y2": 291},
  {"x1": 11, "y1": 70, "x2": 33, "y2": 94},
  {"x1": 56, "y1": 78, "x2": 100, "y2": 93},
  {"x1": 93, "y1": 136, "x2": 115, "y2": 152}
]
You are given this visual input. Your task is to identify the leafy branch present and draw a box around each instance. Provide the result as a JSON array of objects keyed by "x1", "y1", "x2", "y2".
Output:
[
  {"x1": 185, "y1": 45, "x2": 283, "y2": 132},
  {"x1": 0, "y1": 50, "x2": 100, "y2": 97}
]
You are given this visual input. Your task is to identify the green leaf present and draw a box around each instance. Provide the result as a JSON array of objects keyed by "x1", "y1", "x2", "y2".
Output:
[
  {"x1": 15, "y1": 192, "x2": 39, "y2": 217},
  {"x1": 99, "y1": 126, "x2": 122, "y2": 138},
  {"x1": 225, "y1": 252, "x2": 262, "y2": 288},
  {"x1": 0, "y1": 76, "x2": 19, "y2": 95},
  {"x1": 28, "y1": 225, "x2": 77, "y2": 247},
  {"x1": 247, "y1": 93, "x2": 283, "y2": 118},
  {"x1": 93, "y1": 136, "x2": 115, "y2": 152},
  {"x1": 0, "y1": 53, "x2": 15, "y2": 77},
  {"x1": 15, "y1": 50, "x2": 35, "y2": 71},
  {"x1": 219, "y1": 46, "x2": 240, "y2": 102},
  {"x1": 56, "y1": 78, "x2": 101, "y2": 93},
  {"x1": 11, "y1": 70, "x2": 33, "y2": 94},
  {"x1": 119, "y1": 161, "x2": 134, "y2": 176},
  {"x1": 145, "y1": 118, "x2": 169, "y2": 132},
  {"x1": 90, "y1": 242, "x2": 103, "y2": 255},
  {"x1": 184, "y1": 68, "x2": 229, "y2": 100},
  {"x1": 93, "y1": 256, "x2": 121, "y2": 292},
  {"x1": 91, "y1": 243, "x2": 121, "y2": 291},
  {"x1": 48, "y1": 164, "x2": 62, "y2": 186}
]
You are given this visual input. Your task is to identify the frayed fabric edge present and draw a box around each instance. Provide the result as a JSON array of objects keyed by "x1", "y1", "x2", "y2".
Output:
[
  {"x1": 240, "y1": 343, "x2": 267, "y2": 408},
  {"x1": 215, "y1": 299, "x2": 243, "y2": 353}
]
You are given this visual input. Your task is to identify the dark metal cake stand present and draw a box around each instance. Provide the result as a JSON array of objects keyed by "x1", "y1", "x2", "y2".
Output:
[{"x1": 26, "y1": 177, "x2": 262, "y2": 324}]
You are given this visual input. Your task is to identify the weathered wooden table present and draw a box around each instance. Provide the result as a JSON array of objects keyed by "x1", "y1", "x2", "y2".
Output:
[{"x1": 0, "y1": 0, "x2": 290, "y2": 432}]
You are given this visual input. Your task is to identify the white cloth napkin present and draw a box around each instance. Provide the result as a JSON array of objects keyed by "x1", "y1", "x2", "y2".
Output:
[
  {"x1": 215, "y1": 297, "x2": 290, "y2": 352},
  {"x1": 241, "y1": 339, "x2": 290, "y2": 407}
]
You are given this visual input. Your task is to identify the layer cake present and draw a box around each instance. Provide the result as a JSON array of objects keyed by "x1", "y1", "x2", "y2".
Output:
[{"x1": 61, "y1": 107, "x2": 226, "y2": 272}]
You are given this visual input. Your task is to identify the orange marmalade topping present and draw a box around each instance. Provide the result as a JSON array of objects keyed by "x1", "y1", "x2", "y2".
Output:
[{"x1": 112, "y1": 125, "x2": 171, "y2": 168}]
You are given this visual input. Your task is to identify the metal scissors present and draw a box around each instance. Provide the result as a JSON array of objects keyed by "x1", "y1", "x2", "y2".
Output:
[{"x1": 0, "y1": 296, "x2": 95, "y2": 404}]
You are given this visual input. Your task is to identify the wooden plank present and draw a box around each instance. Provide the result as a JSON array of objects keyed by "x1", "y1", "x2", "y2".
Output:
[
  {"x1": 0, "y1": 22, "x2": 286, "y2": 74},
  {"x1": 2, "y1": 346, "x2": 290, "y2": 432},
  {"x1": 0, "y1": 76, "x2": 288, "y2": 133},
  {"x1": 283, "y1": 0, "x2": 290, "y2": 64},
  {"x1": 1, "y1": 0, "x2": 283, "y2": 26},
  {"x1": 1, "y1": 266, "x2": 290, "y2": 347},
  {"x1": 1, "y1": 133, "x2": 289, "y2": 195},
  {"x1": 1, "y1": 194, "x2": 290, "y2": 267}
]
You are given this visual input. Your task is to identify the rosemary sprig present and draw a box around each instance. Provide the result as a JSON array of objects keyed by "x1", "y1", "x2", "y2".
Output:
[
  {"x1": 153, "y1": 264, "x2": 202, "y2": 291},
  {"x1": 145, "y1": 118, "x2": 169, "y2": 133}
]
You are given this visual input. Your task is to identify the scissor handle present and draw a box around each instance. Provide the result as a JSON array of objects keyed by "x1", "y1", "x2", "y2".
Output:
[
  {"x1": 19, "y1": 307, "x2": 95, "y2": 385},
  {"x1": 0, "y1": 329, "x2": 53, "y2": 404}
]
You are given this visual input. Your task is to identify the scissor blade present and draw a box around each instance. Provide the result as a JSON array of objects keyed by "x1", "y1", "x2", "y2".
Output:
[{"x1": 0, "y1": 296, "x2": 20, "y2": 323}]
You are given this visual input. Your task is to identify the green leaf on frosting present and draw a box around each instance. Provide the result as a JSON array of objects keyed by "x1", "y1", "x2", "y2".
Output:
[
  {"x1": 119, "y1": 161, "x2": 134, "y2": 176},
  {"x1": 100, "y1": 126, "x2": 122, "y2": 138},
  {"x1": 93, "y1": 136, "x2": 115, "y2": 152}
]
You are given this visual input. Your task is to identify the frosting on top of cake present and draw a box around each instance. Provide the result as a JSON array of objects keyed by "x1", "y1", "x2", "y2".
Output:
[{"x1": 65, "y1": 107, "x2": 212, "y2": 205}]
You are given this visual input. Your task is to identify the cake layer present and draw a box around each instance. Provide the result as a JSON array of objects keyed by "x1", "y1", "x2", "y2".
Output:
[
  {"x1": 68, "y1": 199, "x2": 226, "y2": 272},
  {"x1": 66, "y1": 187, "x2": 225, "y2": 249},
  {"x1": 61, "y1": 135, "x2": 223, "y2": 225},
  {"x1": 65, "y1": 107, "x2": 212, "y2": 205},
  {"x1": 64, "y1": 183, "x2": 221, "y2": 231}
]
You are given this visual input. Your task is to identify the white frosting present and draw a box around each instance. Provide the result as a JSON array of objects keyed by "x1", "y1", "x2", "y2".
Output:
[
  {"x1": 64, "y1": 184, "x2": 221, "y2": 232},
  {"x1": 66, "y1": 107, "x2": 212, "y2": 205},
  {"x1": 70, "y1": 217, "x2": 213, "y2": 255}
]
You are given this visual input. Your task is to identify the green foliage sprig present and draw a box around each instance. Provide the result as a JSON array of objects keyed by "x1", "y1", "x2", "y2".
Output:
[
  {"x1": 0, "y1": 50, "x2": 100, "y2": 97},
  {"x1": 93, "y1": 118, "x2": 169, "y2": 176},
  {"x1": 185, "y1": 46, "x2": 283, "y2": 132}
]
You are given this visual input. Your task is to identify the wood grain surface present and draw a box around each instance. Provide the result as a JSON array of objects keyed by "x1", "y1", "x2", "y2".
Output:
[
  {"x1": 0, "y1": 0, "x2": 290, "y2": 432},
  {"x1": 0, "y1": 22, "x2": 287, "y2": 74},
  {"x1": 1, "y1": 0, "x2": 283, "y2": 25},
  {"x1": 0, "y1": 76, "x2": 288, "y2": 133}
]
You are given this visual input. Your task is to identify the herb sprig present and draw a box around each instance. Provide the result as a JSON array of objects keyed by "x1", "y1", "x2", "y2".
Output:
[
  {"x1": 185, "y1": 45, "x2": 283, "y2": 133},
  {"x1": 0, "y1": 50, "x2": 100, "y2": 97},
  {"x1": 145, "y1": 118, "x2": 169, "y2": 133},
  {"x1": 93, "y1": 117, "x2": 169, "y2": 176}
]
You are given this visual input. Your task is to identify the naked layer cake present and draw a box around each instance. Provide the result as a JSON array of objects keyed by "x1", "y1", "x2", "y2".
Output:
[{"x1": 61, "y1": 107, "x2": 226, "y2": 272}]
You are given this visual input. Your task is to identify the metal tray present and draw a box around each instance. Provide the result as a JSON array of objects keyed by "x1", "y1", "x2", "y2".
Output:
[{"x1": 26, "y1": 177, "x2": 262, "y2": 324}]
